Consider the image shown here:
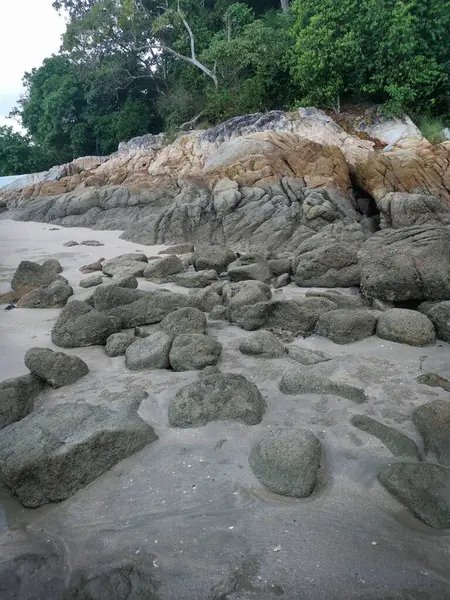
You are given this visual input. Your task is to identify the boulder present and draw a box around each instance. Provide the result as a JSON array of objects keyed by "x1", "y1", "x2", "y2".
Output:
[
  {"x1": 293, "y1": 225, "x2": 366, "y2": 287},
  {"x1": 378, "y1": 463, "x2": 450, "y2": 529},
  {"x1": 110, "y1": 274, "x2": 138, "y2": 289},
  {"x1": 193, "y1": 246, "x2": 236, "y2": 273},
  {"x1": 169, "y1": 334, "x2": 222, "y2": 371},
  {"x1": 24, "y1": 347, "x2": 89, "y2": 388},
  {"x1": 92, "y1": 285, "x2": 144, "y2": 311},
  {"x1": 11, "y1": 260, "x2": 66, "y2": 291},
  {"x1": 198, "y1": 365, "x2": 221, "y2": 379},
  {"x1": 17, "y1": 280, "x2": 73, "y2": 308},
  {"x1": 80, "y1": 274, "x2": 103, "y2": 288},
  {"x1": 0, "y1": 374, "x2": 45, "y2": 429},
  {"x1": 168, "y1": 373, "x2": 266, "y2": 427},
  {"x1": 239, "y1": 330, "x2": 286, "y2": 358},
  {"x1": 376, "y1": 309, "x2": 436, "y2": 346},
  {"x1": 315, "y1": 309, "x2": 377, "y2": 344},
  {"x1": 51, "y1": 301, "x2": 120, "y2": 348},
  {"x1": 223, "y1": 281, "x2": 271, "y2": 310},
  {"x1": 80, "y1": 240, "x2": 104, "y2": 246},
  {"x1": 180, "y1": 252, "x2": 195, "y2": 270},
  {"x1": 375, "y1": 192, "x2": 450, "y2": 230},
  {"x1": 79, "y1": 259, "x2": 104, "y2": 274},
  {"x1": 102, "y1": 253, "x2": 148, "y2": 277},
  {"x1": 305, "y1": 290, "x2": 368, "y2": 309},
  {"x1": 413, "y1": 400, "x2": 450, "y2": 466},
  {"x1": 417, "y1": 372, "x2": 450, "y2": 392},
  {"x1": 188, "y1": 286, "x2": 222, "y2": 312},
  {"x1": 210, "y1": 305, "x2": 229, "y2": 320},
  {"x1": 0, "y1": 391, "x2": 157, "y2": 507},
  {"x1": 160, "y1": 307, "x2": 206, "y2": 338},
  {"x1": 170, "y1": 270, "x2": 218, "y2": 288},
  {"x1": 143, "y1": 255, "x2": 183, "y2": 281},
  {"x1": 227, "y1": 261, "x2": 272, "y2": 284},
  {"x1": 105, "y1": 330, "x2": 136, "y2": 357},
  {"x1": 230, "y1": 302, "x2": 269, "y2": 331},
  {"x1": 160, "y1": 243, "x2": 195, "y2": 255},
  {"x1": 280, "y1": 369, "x2": 367, "y2": 403},
  {"x1": 358, "y1": 226, "x2": 450, "y2": 302},
  {"x1": 286, "y1": 346, "x2": 331, "y2": 366},
  {"x1": 249, "y1": 427, "x2": 322, "y2": 498},
  {"x1": 425, "y1": 302, "x2": 450, "y2": 343},
  {"x1": 125, "y1": 331, "x2": 172, "y2": 370},
  {"x1": 268, "y1": 258, "x2": 292, "y2": 277},
  {"x1": 273, "y1": 273, "x2": 290, "y2": 288},
  {"x1": 104, "y1": 289, "x2": 196, "y2": 328},
  {"x1": 64, "y1": 240, "x2": 78, "y2": 247},
  {"x1": 350, "y1": 414, "x2": 420, "y2": 460},
  {"x1": 42, "y1": 258, "x2": 63, "y2": 273}
]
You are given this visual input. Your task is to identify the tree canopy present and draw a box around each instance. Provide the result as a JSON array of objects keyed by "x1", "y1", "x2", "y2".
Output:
[{"x1": 1, "y1": 0, "x2": 448, "y2": 175}]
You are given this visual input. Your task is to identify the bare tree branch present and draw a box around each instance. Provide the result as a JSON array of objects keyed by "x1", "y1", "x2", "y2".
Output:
[{"x1": 178, "y1": 110, "x2": 206, "y2": 130}]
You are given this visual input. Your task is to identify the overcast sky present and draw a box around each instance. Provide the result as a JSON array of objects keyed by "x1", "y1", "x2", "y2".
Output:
[{"x1": 0, "y1": 0, "x2": 66, "y2": 132}]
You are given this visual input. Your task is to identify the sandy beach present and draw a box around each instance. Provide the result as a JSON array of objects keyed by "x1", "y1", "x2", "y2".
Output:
[{"x1": 0, "y1": 219, "x2": 449, "y2": 600}]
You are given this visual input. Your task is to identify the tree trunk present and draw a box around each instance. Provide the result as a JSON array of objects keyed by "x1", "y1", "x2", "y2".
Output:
[{"x1": 280, "y1": 0, "x2": 289, "y2": 12}]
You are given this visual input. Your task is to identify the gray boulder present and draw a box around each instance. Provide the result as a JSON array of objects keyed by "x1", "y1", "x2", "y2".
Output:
[
  {"x1": 268, "y1": 258, "x2": 292, "y2": 277},
  {"x1": 125, "y1": 331, "x2": 172, "y2": 370},
  {"x1": 223, "y1": 281, "x2": 271, "y2": 310},
  {"x1": 170, "y1": 270, "x2": 218, "y2": 288},
  {"x1": 110, "y1": 274, "x2": 138, "y2": 289},
  {"x1": 377, "y1": 309, "x2": 436, "y2": 346},
  {"x1": 143, "y1": 255, "x2": 183, "y2": 281},
  {"x1": 0, "y1": 391, "x2": 157, "y2": 507},
  {"x1": 249, "y1": 427, "x2": 322, "y2": 497},
  {"x1": 273, "y1": 274, "x2": 291, "y2": 288},
  {"x1": 358, "y1": 225, "x2": 450, "y2": 302},
  {"x1": 293, "y1": 225, "x2": 365, "y2": 287},
  {"x1": 51, "y1": 301, "x2": 120, "y2": 348},
  {"x1": 188, "y1": 286, "x2": 222, "y2": 312},
  {"x1": 228, "y1": 261, "x2": 271, "y2": 284},
  {"x1": 351, "y1": 414, "x2": 420, "y2": 459},
  {"x1": 413, "y1": 400, "x2": 450, "y2": 466},
  {"x1": 169, "y1": 334, "x2": 222, "y2": 371},
  {"x1": 92, "y1": 285, "x2": 144, "y2": 311},
  {"x1": 80, "y1": 259, "x2": 104, "y2": 274},
  {"x1": 315, "y1": 309, "x2": 377, "y2": 344},
  {"x1": 230, "y1": 302, "x2": 269, "y2": 331},
  {"x1": 376, "y1": 192, "x2": 450, "y2": 229},
  {"x1": 42, "y1": 258, "x2": 63, "y2": 273},
  {"x1": 280, "y1": 369, "x2": 367, "y2": 403},
  {"x1": 193, "y1": 246, "x2": 236, "y2": 273},
  {"x1": 378, "y1": 463, "x2": 450, "y2": 529},
  {"x1": 64, "y1": 240, "x2": 79, "y2": 247},
  {"x1": 210, "y1": 305, "x2": 229, "y2": 320},
  {"x1": 160, "y1": 243, "x2": 195, "y2": 255},
  {"x1": 417, "y1": 372, "x2": 450, "y2": 392},
  {"x1": 305, "y1": 290, "x2": 368, "y2": 309},
  {"x1": 425, "y1": 302, "x2": 450, "y2": 343},
  {"x1": 168, "y1": 373, "x2": 266, "y2": 427},
  {"x1": 79, "y1": 274, "x2": 103, "y2": 288},
  {"x1": 24, "y1": 347, "x2": 88, "y2": 388},
  {"x1": 102, "y1": 253, "x2": 148, "y2": 277},
  {"x1": 239, "y1": 330, "x2": 285, "y2": 358},
  {"x1": 0, "y1": 374, "x2": 45, "y2": 429},
  {"x1": 104, "y1": 289, "x2": 196, "y2": 328},
  {"x1": 160, "y1": 307, "x2": 206, "y2": 338},
  {"x1": 11, "y1": 260, "x2": 65, "y2": 290},
  {"x1": 105, "y1": 330, "x2": 136, "y2": 357},
  {"x1": 17, "y1": 280, "x2": 73, "y2": 308},
  {"x1": 286, "y1": 346, "x2": 331, "y2": 366},
  {"x1": 81, "y1": 240, "x2": 104, "y2": 246}
]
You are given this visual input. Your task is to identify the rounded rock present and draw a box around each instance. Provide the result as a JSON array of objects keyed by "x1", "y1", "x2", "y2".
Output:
[{"x1": 377, "y1": 308, "x2": 436, "y2": 346}]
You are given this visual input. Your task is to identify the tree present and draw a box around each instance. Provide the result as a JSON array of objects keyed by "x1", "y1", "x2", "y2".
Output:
[
  {"x1": 0, "y1": 126, "x2": 49, "y2": 176},
  {"x1": 290, "y1": 0, "x2": 450, "y2": 115}
]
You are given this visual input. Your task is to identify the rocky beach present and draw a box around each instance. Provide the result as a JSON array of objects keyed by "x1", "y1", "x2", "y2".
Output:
[{"x1": 0, "y1": 108, "x2": 449, "y2": 599}]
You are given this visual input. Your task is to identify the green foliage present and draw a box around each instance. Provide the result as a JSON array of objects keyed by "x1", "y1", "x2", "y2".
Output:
[
  {"x1": 419, "y1": 116, "x2": 447, "y2": 144},
  {"x1": 0, "y1": 126, "x2": 51, "y2": 176},
  {"x1": 290, "y1": 0, "x2": 450, "y2": 115}
]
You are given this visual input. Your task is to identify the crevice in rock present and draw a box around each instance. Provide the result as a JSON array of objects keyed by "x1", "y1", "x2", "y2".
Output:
[{"x1": 350, "y1": 174, "x2": 380, "y2": 230}]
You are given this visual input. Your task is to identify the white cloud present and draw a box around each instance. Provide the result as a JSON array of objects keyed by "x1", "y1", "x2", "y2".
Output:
[{"x1": 0, "y1": 0, "x2": 66, "y2": 124}]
